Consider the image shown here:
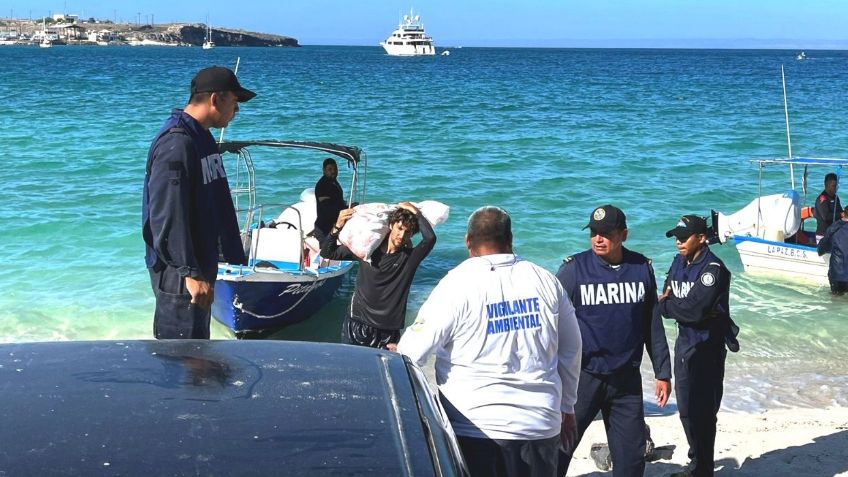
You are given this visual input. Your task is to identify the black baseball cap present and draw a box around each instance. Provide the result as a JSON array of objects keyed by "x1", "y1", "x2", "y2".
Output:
[
  {"x1": 583, "y1": 205, "x2": 627, "y2": 233},
  {"x1": 665, "y1": 215, "x2": 707, "y2": 240},
  {"x1": 190, "y1": 66, "x2": 257, "y2": 102}
]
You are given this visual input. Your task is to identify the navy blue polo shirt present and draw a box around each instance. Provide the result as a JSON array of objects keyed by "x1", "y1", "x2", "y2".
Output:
[{"x1": 557, "y1": 248, "x2": 670, "y2": 378}]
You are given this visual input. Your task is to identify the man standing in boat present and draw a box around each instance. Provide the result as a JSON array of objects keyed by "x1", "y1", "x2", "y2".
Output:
[
  {"x1": 142, "y1": 66, "x2": 255, "y2": 339},
  {"x1": 814, "y1": 173, "x2": 842, "y2": 244},
  {"x1": 556, "y1": 204, "x2": 671, "y2": 476},
  {"x1": 320, "y1": 202, "x2": 436, "y2": 350},
  {"x1": 658, "y1": 215, "x2": 739, "y2": 477},
  {"x1": 312, "y1": 157, "x2": 347, "y2": 243}
]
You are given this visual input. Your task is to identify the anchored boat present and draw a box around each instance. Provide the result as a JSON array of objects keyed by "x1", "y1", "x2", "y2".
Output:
[
  {"x1": 213, "y1": 140, "x2": 366, "y2": 336},
  {"x1": 713, "y1": 157, "x2": 844, "y2": 284},
  {"x1": 711, "y1": 67, "x2": 843, "y2": 285},
  {"x1": 380, "y1": 9, "x2": 436, "y2": 56}
]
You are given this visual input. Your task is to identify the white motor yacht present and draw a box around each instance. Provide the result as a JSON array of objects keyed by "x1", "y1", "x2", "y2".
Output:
[{"x1": 380, "y1": 10, "x2": 435, "y2": 56}]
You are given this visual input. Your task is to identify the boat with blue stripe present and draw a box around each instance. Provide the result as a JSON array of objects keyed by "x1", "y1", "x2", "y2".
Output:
[
  {"x1": 212, "y1": 140, "x2": 366, "y2": 336},
  {"x1": 713, "y1": 157, "x2": 845, "y2": 285}
]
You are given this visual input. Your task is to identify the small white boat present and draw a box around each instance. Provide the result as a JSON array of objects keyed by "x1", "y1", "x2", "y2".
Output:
[
  {"x1": 39, "y1": 38, "x2": 52, "y2": 48},
  {"x1": 212, "y1": 140, "x2": 366, "y2": 336},
  {"x1": 202, "y1": 23, "x2": 215, "y2": 49},
  {"x1": 711, "y1": 67, "x2": 843, "y2": 285},
  {"x1": 796, "y1": 51, "x2": 806, "y2": 60},
  {"x1": 380, "y1": 9, "x2": 435, "y2": 56},
  {"x1": 440, "y1": 50, "x2": 450, "y2": 56},
  {"x1": 713, "y1": 170, "x2": 837, "y2": 285}
]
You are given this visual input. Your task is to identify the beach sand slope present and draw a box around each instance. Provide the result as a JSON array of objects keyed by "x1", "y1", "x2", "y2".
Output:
[{"x1": 568, "y1": 408, "x2": 848, "y2": 476}]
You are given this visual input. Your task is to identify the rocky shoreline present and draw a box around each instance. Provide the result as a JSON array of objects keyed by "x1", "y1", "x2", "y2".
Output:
[
  {"x1": 136, "y1": 23, "x2": 299, "y2": 47},
  {"x1": 0, "y1": 19, "x2": 299, "y2": 47}
]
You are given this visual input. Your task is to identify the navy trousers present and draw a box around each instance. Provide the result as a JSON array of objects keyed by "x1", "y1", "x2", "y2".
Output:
[
  {"x1": 458, "y1": 434, "x2": 560, "y2": 477},
  {"x1": 558, "y1": 366, "x2": 646, "y2": 477},
  {"x1": 675, "y1": 339, "x2": 727, "y2": 477},
  {"x1": 149, "y1": 266, "x2": 211, "y2": 339}
]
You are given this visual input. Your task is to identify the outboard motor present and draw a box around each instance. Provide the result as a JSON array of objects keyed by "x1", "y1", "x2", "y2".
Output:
[
  {"x1": 713, "y1": 190, "x2": 802, "y2": 243},
  {"x1": 708, "y1": 210, "x2": 721, "y2": 245}
]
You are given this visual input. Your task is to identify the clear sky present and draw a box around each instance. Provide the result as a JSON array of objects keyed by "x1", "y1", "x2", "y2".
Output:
[{"x1": 7, "y1": 0, "x2": 848, "y2": 48}]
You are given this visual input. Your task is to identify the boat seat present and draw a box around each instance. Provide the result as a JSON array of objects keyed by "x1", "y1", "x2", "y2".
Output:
[{"x1": 250, "y1": 227, "x2": 306, "y2": 265}]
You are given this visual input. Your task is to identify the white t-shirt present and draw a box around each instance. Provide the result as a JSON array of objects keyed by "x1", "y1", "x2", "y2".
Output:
[{"x1": 398, "y1": 254, "x2": 582, "y2": 440}]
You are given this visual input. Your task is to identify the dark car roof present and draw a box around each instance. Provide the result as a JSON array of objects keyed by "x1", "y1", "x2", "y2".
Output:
[{"x1": 0, "y1": 340, "x2": 460, "y2": 476}]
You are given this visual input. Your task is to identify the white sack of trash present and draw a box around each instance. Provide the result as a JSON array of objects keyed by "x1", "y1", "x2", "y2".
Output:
[{"x1": 337, "y1": 201, "x2": 449, "y2": 261}]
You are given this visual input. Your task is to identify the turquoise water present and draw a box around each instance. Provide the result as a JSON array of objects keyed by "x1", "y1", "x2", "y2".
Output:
[{"x1": 1, "y1": 45, "x2": 846, "y2": 411}]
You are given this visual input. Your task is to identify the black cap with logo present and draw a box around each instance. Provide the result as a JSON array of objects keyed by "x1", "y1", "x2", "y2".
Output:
[
  {"x1": 665, "y1": 215, "x2": 707, "y2": 240},
  {"x1": 583, "y1": 205, "x2": 627, "y2": 233},
  {"x1": 190, "y1": 66, "x2": 257, "y2": 102}
]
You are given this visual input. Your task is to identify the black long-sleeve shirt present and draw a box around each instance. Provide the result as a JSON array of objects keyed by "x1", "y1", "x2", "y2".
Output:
[
  {"x1": 320, "y1": 214, "x2": 436, "y2": 330},
  {"x1": 814, "y1": 191, "x2": 842, "y2": 236},
  {"x1": 314, "y1": 175, "x2": 346, "y2": 236}
]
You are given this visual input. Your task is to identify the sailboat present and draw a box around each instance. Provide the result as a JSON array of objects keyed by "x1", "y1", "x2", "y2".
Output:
[
  {"x1": 202, "y1": 22, "x2": 215, "y2": 49},
  {"x1": 39, "y1": 17, "x2": 52, "y2": 48}
]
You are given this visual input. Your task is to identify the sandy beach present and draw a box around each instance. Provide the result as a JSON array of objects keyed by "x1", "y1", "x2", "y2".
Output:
[{"x1": 567, "y1": 407, "x2": 848, "y2": 476}]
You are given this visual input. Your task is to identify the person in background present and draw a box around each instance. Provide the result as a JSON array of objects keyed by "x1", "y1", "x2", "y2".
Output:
[
  {"x1": 658, "y1": 215, "x2": 740, "y2": 477},
  {"x1": 556, "y1": 204, "x2": 671, "y2": 477},
  {"x1": 320, "y1": 202, "x2": 435, "y2": 350},
  {"x1": 814, "y1": 173, "x2": 842, "y2": 243},
  {"x1": 313, "y1": 157, "x2": 347, "y2": 243},
  {"x1": 817, "y1": 205, "x2": 848, "y2": 295},
  {"x1": 398, "y1": 206, "x2": 582, "y2": 477},
  {"x1": 142, "y1": 66, "x2": 255, "y2": 339}
]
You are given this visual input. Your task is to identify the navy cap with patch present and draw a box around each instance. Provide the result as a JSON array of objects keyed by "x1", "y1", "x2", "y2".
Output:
[{"x1": 583, "y1": 205, "x2": 627, "y2": 233}]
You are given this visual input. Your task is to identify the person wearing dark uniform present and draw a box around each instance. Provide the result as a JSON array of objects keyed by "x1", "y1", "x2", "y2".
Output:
[
  {"x1": 557, "y1": 204, "x2": 671, "y2": 477},
  {"x1": 817, "y1": 205, "x2": 848, "y2": 295},
  {"x1": 142, "y1": 66, "x2": 255, "y2": 339},
  {"x1": 313, "y1": 158, "x2": 347, "y2": 243},
  {"x1": 658, "y1": 215, "x2": 740, "y2": 477},
  {"x1": 814, "y1": 173, "x2": 842, "y2": 243},
  {"x1": 320, "y1": 202, "x2": 436, "y2": 350}
]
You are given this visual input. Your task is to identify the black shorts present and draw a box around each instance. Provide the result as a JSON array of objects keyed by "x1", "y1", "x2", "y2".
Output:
[{"x1": 340, "y1": 315, "x2": 400, "y2": 350}]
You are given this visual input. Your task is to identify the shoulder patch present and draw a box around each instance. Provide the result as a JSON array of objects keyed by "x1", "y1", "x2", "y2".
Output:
[
  {"x1": 564, "y1": 256, "x2": 574, "y2": 263},
  {"x1": 700, "y1": 272, "x2": 716, "y2": 287}
]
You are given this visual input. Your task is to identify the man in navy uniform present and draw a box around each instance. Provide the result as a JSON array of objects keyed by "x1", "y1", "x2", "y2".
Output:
[
  {"x1": 817, "y1": 205, "x2": 848, "y2": 295},
  {"x1": 557, "y1": 204, "x2": 671, "y2": 476},
  {"x1": 658, "y1": 215, "x2": 739, "y2": 477},
  {"x1": 143, "y1": 66, "x2": 255, "y2": 339}
]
